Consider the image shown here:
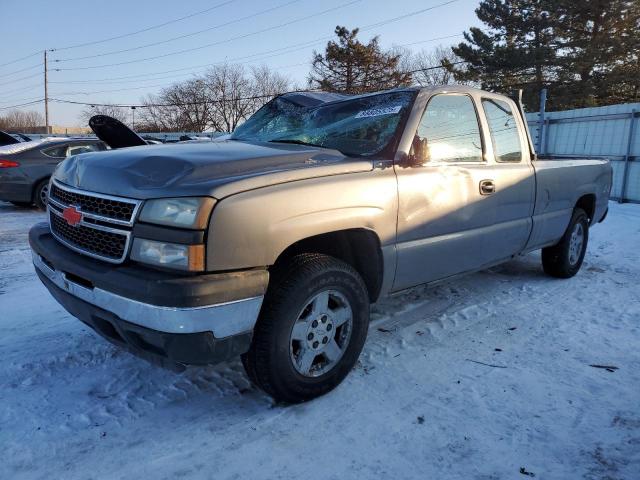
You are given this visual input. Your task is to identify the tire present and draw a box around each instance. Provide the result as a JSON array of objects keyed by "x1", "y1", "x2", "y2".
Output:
[
  {"x1": 34, "y1": 179, "x2": 50, "y2": 211},
  {"x1": 541, "y1": 208, "x2": 589, "y2": 278},
  {"x1": 242, "y1": 253, "x2": 370, "y2": 403},
  {"x1": 10, "y1": 201, "x2": 33, "y2": 207}
]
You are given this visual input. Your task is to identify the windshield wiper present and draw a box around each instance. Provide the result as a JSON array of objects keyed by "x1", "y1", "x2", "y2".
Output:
[
  {"x1": 268, "y1": 139, "x2": 325, "y2": 148},
  {"x1": 269, "y1": 138, "x2": 354, "y2": 156}
]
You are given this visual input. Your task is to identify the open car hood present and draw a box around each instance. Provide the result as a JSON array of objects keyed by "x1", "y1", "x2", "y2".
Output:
[{"x1": 89, "y1": 115, "x2": 147, "y2": 149}]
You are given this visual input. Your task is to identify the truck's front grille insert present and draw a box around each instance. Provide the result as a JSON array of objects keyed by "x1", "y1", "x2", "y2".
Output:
[
  {"x1": 50, "y1": 182, "x2": 136, "y2": 222},
  {"x1": 50, "y1": 212, "x2": 127, "y2": 260},
  {"x1": 47, "y1": 180, "x2": 141, "y2": 264}
]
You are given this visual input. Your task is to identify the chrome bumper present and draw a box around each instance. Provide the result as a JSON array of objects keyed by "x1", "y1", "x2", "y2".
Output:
[{"x1": 32, "y1": 251, "x2": 264, "y2": 338}]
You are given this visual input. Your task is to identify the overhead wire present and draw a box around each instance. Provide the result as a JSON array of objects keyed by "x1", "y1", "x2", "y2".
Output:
[
  {"x1": 54, "y1": 0, "x2": 304, "y2": 63},
  {"x1": 48, "y1": 34, "x2": 463, "y2": 94},
  {"x1": 49, "y1": 0, "x2": 236, "y2": 52},
  {"x1": 51, "y1": 0, "x2": 363, "y2": 71},
  {"x1": 0, "y1": 63, "x2": 42, "y2": 79},
  {"x1": 0, "y1": 99, "x2": 44, "y2": 111},
  {"x1": 48, "y1": 61, "x2": 468, "y2": 109},
  {"x1": 0, "y1": 51, "x2": 41, "y2": 68}
]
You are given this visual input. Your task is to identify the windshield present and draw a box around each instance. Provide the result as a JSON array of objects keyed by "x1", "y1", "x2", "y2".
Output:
[{"x1": 231, "y1": 90, "x2": 416, "y2": 156}]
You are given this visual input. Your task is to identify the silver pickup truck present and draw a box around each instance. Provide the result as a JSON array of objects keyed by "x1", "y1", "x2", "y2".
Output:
[{"x1": 29, "y1": 86, "x2": 611, "y2": 403}]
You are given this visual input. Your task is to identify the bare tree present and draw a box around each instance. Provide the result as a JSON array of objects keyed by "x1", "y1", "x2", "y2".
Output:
[
  {"x1": 404, "y1": 45, "x2": 471, "y2": 87},
  {"x1": 139, "y1": 78, "x2": 212, "y2": 132},
  {"x1": 138, "y1": 64, "x2": 291, "y2": 133},
  {"x1": 250, "y1": 64, "x2": 290, "y2": 104},
  {"x1": 0, "y1": 110, "x2": 44, "y2": 131},
  {"x1": 78, "y1": 104, "x2": 130, "y2": 126},
  {"x1": 204, "y1": 64, "x2": 255, "y2": 132}
]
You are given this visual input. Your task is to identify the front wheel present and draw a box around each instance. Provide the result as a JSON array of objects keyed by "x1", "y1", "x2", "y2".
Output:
[
  {"x1": 542, "y1": 208, "x2": 589, "y2": 278},
  {"x1": 34, "y1": 179, "x2": 50, "y2": 211},
  {"x1": 242, "y1": 254, "x2": 369, "y2": 403}
]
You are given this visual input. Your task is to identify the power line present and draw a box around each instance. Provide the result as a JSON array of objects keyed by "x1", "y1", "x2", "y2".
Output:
[
  {"x1": 0, "y1": 51, "x2": 41, "y2": 68},
  {"x1": 50, "y1": 0, "x2": 235, "y2": 52},
  {"x1": 50, "y1": 0, "x2": 462, "y2": 85},
  {"x1": 48, "y1": 61, "x2": 462, "y2": 109},
  {"x1": 52, "y1": 0, "x2": 362, "y2": 71},
  {"x1": 45, "y1": 39, "x2": 463, "y2": 101},
  {"x1": 0, "y1": 96, "x2": 43, "y2": 105},
  {"x1": 0, "y1": 71, "x2": 42, "y2": 86},
  {"x1": 362, "y1": 0, "x2": 458, "y2": 30},
  {"x1": 54, "y1": 0, "x2": 304, "y2": 63},
  {"x1": 405, "y1": 60, "x2": 467, "y2": 75},
  {"x1": 0, "y1": 62, "x2": 42, "y2": 79},
  {"x1": 0, "y1": 83, "x2": 43, "y2": 97},
  {"x1": 0, "y1": 99, "x2": 44, "y2": 111},
  {"x1": 49, "y1": 92, "x2": 286, "y2": 108},
  {"x1": 49, "y1": 34, "x2": 462, "y2": 91}
]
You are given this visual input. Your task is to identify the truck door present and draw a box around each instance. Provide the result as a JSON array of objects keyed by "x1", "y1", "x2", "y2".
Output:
[
  {"x1": 393, "y1": 93, "x2": 500, "y2": 291},
  {"x1": 477, "y1": 96, "x2": 535, "y2": 262}
]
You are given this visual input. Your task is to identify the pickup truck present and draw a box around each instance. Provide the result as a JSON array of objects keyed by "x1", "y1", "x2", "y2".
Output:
[{"x1": 29, "y1": 86, "x2": 612, "y2": 403}]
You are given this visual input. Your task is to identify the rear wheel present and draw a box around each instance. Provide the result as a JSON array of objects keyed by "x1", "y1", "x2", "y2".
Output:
[
  {"x1": 242, "y1": 254, "x2": 369, "y2": 403},
  {"x1": 542, "y1": 208, "x2": 589, "y2": 278},
  {"x1": 34, "y1": 179, "x2": 49, "y2": 211}
]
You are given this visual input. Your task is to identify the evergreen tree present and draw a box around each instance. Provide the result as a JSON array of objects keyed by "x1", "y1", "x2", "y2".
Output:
[
  {"x1": 449, "y1": 0, "x2": 556, "y2": 110},
  {"x1": 552, "y1": 0, "x2": 640, "y2": 107},
  {"x1": 309, "y1": 26, "x2": 412, "y2": 94},
  {"x1": 450, "y1": 0, "x2": 640, "y2": 110}
]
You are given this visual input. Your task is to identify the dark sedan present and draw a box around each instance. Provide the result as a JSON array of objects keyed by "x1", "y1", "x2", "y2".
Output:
[{"x1": 0, "y1": 137, "x2": 106, "y2": 209}]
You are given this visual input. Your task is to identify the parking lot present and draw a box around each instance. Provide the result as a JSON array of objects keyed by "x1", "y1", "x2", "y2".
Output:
[{"x1": 0, "y1": 200, "x2": 638, "y2": 479}]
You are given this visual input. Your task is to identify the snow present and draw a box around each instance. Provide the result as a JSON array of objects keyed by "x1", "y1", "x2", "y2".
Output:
[{"x1": 1, "y1": 201, "x2": 639, "y2": 480}]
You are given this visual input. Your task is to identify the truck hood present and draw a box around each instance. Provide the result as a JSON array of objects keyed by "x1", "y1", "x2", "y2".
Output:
[{"x1": 53, "y1": 140, "x2": 373, "y2": 199}]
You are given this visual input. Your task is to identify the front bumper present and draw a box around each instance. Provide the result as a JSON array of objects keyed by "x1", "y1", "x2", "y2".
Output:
[{"x1": 29, "y1": 222, "x2": 268, "y2": 366}]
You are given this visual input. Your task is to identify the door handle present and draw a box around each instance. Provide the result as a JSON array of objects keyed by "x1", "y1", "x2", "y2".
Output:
[{"x1": 479, "y1": 179, "x2": 495, "y2": 195}]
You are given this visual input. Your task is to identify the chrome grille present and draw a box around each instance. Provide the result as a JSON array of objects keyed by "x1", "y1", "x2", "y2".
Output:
[
  {"x1": 50, "y1": 182, "x2": 136, "y2": 223},
  {"x1": 47, "y1": 180, "x2": 142, "y2": 264}
]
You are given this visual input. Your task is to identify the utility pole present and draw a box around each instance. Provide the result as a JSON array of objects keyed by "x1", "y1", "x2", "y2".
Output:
[
  {"x1": 44, "y1": 50, "x2": 50, "y2": 134},
  {"x1": 131, "y1": 106, "x2": 136, "y2": 129}
]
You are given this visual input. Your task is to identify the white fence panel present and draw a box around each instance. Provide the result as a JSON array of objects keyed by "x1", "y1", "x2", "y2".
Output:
[{"x1": 527, "y1": 102, "x2": 640, "y2": 203}]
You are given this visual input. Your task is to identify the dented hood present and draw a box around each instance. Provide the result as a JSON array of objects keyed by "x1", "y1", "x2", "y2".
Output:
[{"x1": 53, "y1": 140, "x2": 372, "y2": 200}]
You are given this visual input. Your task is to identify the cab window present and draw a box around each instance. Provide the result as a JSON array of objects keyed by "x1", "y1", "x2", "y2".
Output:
[
  {"x1": 415, "y1": 94, "x2": 483, "y2": 163},
  {"x1": 482, "y1": 98, "x2": 523, "y2": 162},
  {"x1": 67, "y1": 143, "x2": 104, "y2": 156},
  {"x1": 42, "y1": 142, "x2": 105, "y2": 158}
]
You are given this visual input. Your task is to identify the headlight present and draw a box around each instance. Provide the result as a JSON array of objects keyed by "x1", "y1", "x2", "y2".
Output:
[
  {"x1": 131, "y1": 239, "x2": 205, "y2": 271},
  {"x1": 139, "y1": 197, "x2": 215, "y2": 229}
]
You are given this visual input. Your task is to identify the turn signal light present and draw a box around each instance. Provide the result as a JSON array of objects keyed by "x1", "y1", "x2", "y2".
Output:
[{"x1": 0, "y1": 159, "x2": 20, "y2": 168}]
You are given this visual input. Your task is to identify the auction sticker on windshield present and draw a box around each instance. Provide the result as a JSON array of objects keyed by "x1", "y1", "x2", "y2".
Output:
[{"x1": 355, "y1": 105, "x2": 403, "y2": 118}]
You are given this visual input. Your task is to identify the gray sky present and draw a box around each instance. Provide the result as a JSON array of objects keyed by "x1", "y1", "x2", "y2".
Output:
[{"x1": 0, "y1": 0, "x2": 481, "y2": 126}]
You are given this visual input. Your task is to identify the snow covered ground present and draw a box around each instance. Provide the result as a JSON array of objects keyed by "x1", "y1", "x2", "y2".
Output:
[{"x1": 1, "y1": 201, "x2": 639, "y2": 480}]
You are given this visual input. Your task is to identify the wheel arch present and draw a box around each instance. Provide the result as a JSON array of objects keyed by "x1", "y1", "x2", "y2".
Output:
[
  {"x1": 575, "y1": 193, "x2": 596, "y2": 224},
  {"x1": 272, "y1": 229, "x2": 384, "y2": 303}
]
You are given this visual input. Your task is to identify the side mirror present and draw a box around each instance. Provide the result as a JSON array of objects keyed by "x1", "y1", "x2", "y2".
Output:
[{"x1": 408, "y1": 136, "x2": 430, "y2": 166}]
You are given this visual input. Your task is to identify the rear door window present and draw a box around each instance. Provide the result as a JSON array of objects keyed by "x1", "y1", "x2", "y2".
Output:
[
  {"x1": 482, "y1": 98, "x2": 523, "y2": 163},
  {"x1": 42, "y1": 145, "x2": 68, "y2": 158}
]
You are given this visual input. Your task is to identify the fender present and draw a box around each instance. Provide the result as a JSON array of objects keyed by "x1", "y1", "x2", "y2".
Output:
[{"x1": 206, "y1": 168, "x2": 398, "y2": 272}]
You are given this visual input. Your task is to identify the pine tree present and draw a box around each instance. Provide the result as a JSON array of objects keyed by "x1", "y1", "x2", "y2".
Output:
[
  {"x1": 450, "y1": 0, "x2": 640, "y2": 110},
  {"x1": 552, "y1": 0, "x2": 640, "y2": 107},
  {"x1": 309, "y1": 26, "x2": 412, "y2": 94},
  {"x1": 449, "y1": 0, "x2": 555, "y2": 110}
]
